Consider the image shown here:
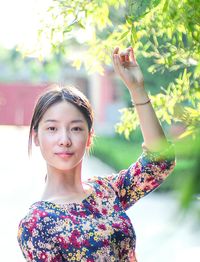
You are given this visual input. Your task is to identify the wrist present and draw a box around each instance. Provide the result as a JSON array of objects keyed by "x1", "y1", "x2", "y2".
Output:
[
  {"x1": 132, "y1": 99, "x2": 151, "y2": 107},
  {"x1": 129, "y1": 87, "x2": 149, "y2": 104},
  {"x1": 125, "y1": 79, "x2": 144, "y2": 90}
]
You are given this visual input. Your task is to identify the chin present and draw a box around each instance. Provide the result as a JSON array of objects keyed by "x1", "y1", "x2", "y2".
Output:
[{"x1": 50, "y1": 162, "x2": 82, "y2": 173}]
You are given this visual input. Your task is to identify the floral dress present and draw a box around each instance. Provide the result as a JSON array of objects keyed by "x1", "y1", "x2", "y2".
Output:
[{"x1": 17, "y1": 145, "x2": 175, "y2": 261}]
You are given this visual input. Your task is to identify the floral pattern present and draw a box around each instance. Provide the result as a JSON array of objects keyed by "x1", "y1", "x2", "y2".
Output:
[{"x1": 18, "y1": 145, "x2": 175, "y2": 261}]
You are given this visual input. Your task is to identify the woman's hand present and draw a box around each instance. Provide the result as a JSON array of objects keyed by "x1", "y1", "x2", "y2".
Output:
[{"x1": 112, "y1": 47, "x2": 144, "y2": 91}]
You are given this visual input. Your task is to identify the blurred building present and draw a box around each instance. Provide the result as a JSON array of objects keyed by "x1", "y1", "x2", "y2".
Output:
[{"x1": 0, "y1": 66, "x2": 126, "y2": 135}]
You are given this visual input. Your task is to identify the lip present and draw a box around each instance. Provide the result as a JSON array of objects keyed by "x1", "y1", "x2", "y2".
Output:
[{"x1": 55, "y1": 152, "x2": 74, "y2": 158}]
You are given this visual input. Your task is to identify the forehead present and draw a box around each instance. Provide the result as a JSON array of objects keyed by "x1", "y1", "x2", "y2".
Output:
[{"x1": 41, "y1": 101, "x2": 86, "y2": 122}]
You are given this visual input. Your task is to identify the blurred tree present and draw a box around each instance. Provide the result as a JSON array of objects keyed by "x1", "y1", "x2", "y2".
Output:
[
  {"x1": 0, "y1": 46, "x2": 70, "y2": 83},
  {"x1": 23, "y1": 0, "x2": 200, "y2": 138}
]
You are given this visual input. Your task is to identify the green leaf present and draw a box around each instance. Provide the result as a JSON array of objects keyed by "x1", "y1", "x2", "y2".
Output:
[
  {"x1": 131, "y1": 24, "x2": 138, "y2": 42},
  {"x1": 118, "y1": 30, "x2": 130, "y2": 40},
  {"x1": 77, "y1": 21, "x2": 85, "y2": 29},
  {"x1": 162, "y1": 0, "x2": 169, "y2": 12}
]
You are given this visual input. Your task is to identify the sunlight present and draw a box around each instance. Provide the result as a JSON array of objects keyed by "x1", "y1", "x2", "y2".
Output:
[{"x1": 0, "y1": 0, "x2": 52, "y2": 52}]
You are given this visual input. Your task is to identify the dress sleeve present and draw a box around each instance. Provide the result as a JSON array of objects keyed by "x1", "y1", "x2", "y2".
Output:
[
  {"x1": 17, "y1": 214, "x2": 62, "y2": 262},
  {"x1": 106, "y1": 143, "x2": 176, "y2": 210}
]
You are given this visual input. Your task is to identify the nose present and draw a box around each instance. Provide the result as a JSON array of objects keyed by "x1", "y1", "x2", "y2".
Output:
[{"x1": 58, "y1": 130, "x2": 72, "y2": 147}]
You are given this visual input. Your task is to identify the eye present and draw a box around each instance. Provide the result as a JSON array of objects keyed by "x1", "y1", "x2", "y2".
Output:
[
  {"x1": 72, "y1": 126, "x2": 83, "y2": 132},
  {"x1": 47, "y1": 126, "x2": 57, "y2": 132}
]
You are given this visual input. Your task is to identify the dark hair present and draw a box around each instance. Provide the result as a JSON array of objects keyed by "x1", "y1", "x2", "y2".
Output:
[{"x1": 28, "y1": 85, "x2": 94, "y2": 154}]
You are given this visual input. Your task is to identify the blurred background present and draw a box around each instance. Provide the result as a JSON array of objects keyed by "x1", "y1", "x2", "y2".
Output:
[{"x1": 0, "y1": 0, "x2": 199, "y2": 261}]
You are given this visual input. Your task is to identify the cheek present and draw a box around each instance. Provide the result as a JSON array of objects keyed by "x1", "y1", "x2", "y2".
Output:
[
  {"x1": 75, "y1": 135, "x2": 89, "y2": 149},
  {"x1": 79, "y1": 137, "x2": 88, "y2": 147},
  {"x1": 37, "y1": 136, "x2": 55, "y2": 162},
  {"x1": 38, "y1": 134, "x2": 54, "y2": 151}
]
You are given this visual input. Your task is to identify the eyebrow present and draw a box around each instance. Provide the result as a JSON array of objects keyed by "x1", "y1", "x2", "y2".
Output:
[{"x1": 44, "y1": 119, "x2": 84, "y2": 124}]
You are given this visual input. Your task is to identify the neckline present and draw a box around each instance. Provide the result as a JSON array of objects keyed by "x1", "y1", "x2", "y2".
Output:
[{"x1": 32, "y1": 181, "x2": 96, "y2": 208}]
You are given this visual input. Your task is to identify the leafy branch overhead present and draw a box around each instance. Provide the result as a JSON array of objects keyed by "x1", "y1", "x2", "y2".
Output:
[{"x1": 30, "y1": 0, "x2": 199, "y2": 138}]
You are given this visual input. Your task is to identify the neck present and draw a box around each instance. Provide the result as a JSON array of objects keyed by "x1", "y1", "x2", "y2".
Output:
[{"x1": 41, "y1": 162, "x2": 84, "y2": 201}]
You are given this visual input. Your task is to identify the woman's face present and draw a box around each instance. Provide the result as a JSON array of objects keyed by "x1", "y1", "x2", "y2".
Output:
[{"x1": 34, "y1": 101, "x2": 92, "y2": 174}]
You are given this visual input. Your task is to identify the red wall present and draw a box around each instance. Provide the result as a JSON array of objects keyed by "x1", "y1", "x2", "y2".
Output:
[{"x1": 0, "y1": 83, "x2": 48, "y2": 126}]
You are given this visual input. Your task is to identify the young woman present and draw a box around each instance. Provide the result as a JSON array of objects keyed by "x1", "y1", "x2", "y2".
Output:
[{"x1": 17, "y1": 47, "x2": 175, "y2": 261}]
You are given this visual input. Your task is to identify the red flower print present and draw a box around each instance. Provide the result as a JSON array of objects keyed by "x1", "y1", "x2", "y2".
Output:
[
  {"x1": 121, "y1": 200, "x2": 126, "y2": 207},
  {"x1": 72, "y1": 229, "x2": 81, "y2": 237},
  {"x1": 60, "y1": 215, "x2": 70, "y2": 219},
  {"x1": 28, "y1": 251, "x2": 33, "y2": 260},
  {"x1": 98, "y1": 224, "x2": 106, "y2": 230},
  {"x1": 68, "y1": 234, "x2": 81, "y2": 248},
  {"x1": 96, "y1": 191, "x2": 103, "y2": 197},
  {"x1": 102, "y1": 208, "x2": 108, "y2": 215},
  {"x1": 144, "y1": 186, "x2": 150, "y2": 191},
  {"x1": 73, "y1": 241, "x2": 81, "y2": 248},
  {"x1": 146, "y1": 177, "x2": 154, "y2": 182},
  {"x1": 123, "y1": 227, "x2": 129, "y2": 235},
  {"x1": 83, "y1": 239, "x2": 90, "y2": 246},
  {"x1": 57, "y1": 236, "x2": 65, "y2": 244},
  {"x1": 151, "y1": 180, "x2": 159, "y2": 186},
  {"x1": 61, "y1": 241, "x2": 69, "y2": 249},
  {"x1": 39, "y1": 252, "x2": 48, "y2": 261},
  {"x1": 114, "y1": 204, "x2": 120, "y2": 211},
  {"x1": 113, "y1": 223, "x2": 121, "y2": 229},
  {"x1": 103, "y1": 239, "x2": 109, "y2": 246},
  {"x1": 119, "y1": 216, "x2": 125, "y2": 221},
  {"x1": 135, "y1": 167, "x2": 141, "y2": 176},
  {"x1": 33, "y1": 209, "x2": 48, "y2": 218},
  {"x1": 70, "y1": 210, "x2": 79, "y2": 216},
  {"x1": 162, "y1": 164, "x2": 168, "y2": 171},
  {"x1": 97, "y1": 180, "x2": 103, "y2": 185},
  {"x1": 90, "y1": 199, "x2": 96, "y2": 205},
  {"x1": 79, "y1": 211, "x2": 86, "y2": 217},
  {"x1": 52, "y1": 256, "x2": 63, "y2": 262}
]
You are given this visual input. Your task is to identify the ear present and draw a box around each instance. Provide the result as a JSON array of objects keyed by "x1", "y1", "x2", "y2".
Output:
[
  {"x1": 86, "y1": 128, "x2": 94, "y2": 148},
  {"x1": 32, "y1": 130, "x2": 40, "y2": 147}
]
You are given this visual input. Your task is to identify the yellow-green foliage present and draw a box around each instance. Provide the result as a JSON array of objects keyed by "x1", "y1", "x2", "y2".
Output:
[{"x1": 34, "y1": 0, "x2": 200, "y2": 139}]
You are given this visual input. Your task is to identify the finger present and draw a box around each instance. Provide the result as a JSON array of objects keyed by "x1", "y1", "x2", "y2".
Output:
[
  {"x1": 113, "y1": 54, "x2": 122, "y2": 75},
  {"x1": 120, "y1": 55, "x2": 125, "y2": 63},
  {"x1": 113, "y1": 54, "x2": 120, "y2": 74},
  {"x1": 112, "y1": 47, "x2": 120, "y2": 64},
  {"x1": 120, "y1": 47, "x2": 132, "y2": 62},
  {"x1": 115, "y1": 54, "x2": 125, "y2": 77},
  {"x1": 113, "y1": 47, "x2": 119, "y2": 56},
  {"x1": 129, "y1": 47, "x2": 137, "y2": 65},
  {"x1": 120, "y1": 46, "x2": 132, "y2": 55},
  {"x1": 125, "y1": 54, "x2": 129, "y2": 62},
  {"x1": 120, "y1": 51, "x2": 128, "y2": 63}
]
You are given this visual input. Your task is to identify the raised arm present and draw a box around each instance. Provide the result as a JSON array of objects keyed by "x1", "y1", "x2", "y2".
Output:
[
  {"x1": 106, "y1": 47, "x2": 176, "y2": 209},
  {"x1": 112, "y1": 47, "x2": 167, "y2": 151}
]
